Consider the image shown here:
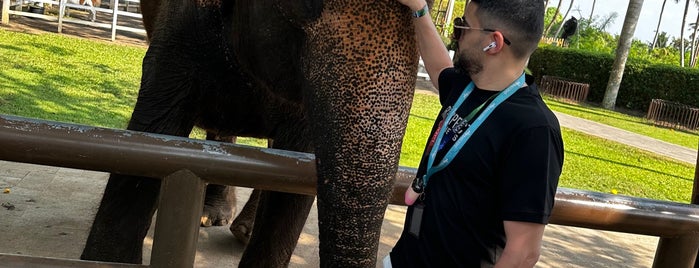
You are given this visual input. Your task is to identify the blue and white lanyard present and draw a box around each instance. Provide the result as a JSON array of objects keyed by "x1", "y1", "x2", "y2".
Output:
[{"x1": 419, "y1": 73, "x2": 526, "y2": 191}]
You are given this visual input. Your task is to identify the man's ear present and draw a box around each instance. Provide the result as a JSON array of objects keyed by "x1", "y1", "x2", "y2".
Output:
[{"x1": 485, "y1": 31, "x2": 506, "y2": 54}]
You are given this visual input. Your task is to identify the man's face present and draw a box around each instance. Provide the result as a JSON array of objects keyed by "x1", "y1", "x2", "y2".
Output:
[{"x1": 453, "y1": 4, "x2": 485, "y2": 76}]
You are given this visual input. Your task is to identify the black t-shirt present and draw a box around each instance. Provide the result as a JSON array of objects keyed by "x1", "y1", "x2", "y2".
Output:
[{"x1": 390, "y1": 68, "x2": 564, "y2": 267}]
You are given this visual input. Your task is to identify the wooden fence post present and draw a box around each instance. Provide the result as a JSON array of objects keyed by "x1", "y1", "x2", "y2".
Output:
[
  {"x1": 150, "y1": 169, "x2": 206, "y2": 268},
  {"x1": 2, "y1": 0, "x2": 10, "y2": 24},
  {"x1": 653, "y1": 143, "x2": 699, "y2": 268}
]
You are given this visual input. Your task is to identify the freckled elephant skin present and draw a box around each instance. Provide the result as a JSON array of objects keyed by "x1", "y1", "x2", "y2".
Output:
[
  {"x1": 304, "y1": 1, "x2": 417, "y2": 266},
  {"x1": 79, "y1": 0, "x2": 417, "y2": 266}
]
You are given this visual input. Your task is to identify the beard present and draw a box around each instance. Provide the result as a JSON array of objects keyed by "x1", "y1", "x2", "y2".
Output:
[{"x1": 453, "y1": 48, "x2": 483, "y2": 76}]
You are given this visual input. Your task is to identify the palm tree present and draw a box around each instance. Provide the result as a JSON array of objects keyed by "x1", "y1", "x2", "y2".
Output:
[
  {"x1": 554, "y1": 0, "x2": 575, "y2": 38},
  {"x1": 690, "y1": 11, "x2": 699, "y2": 67},
  {"x1": 680, "y1": 0, "x2": 691, "y2": 67},
  {"x1": 544, "y1": 0, "x2": 563, "y2": 37},
  {"x1": 603, "y1": 0, "x2": 644, "y2": 110},
  {"x1": 650, "y1": 0, "x2": 673, "y2": 50},
  {"x1": 588, "y1": 0, "x2": 596, "y2": 23},
  {"x1": 657, "y1": 31, "x2": 671, "y2": 48}
]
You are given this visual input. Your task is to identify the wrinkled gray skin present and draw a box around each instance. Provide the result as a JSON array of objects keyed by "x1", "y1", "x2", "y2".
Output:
[{"x1": 80, "y1": 0, "x2": 418, "y2": 266}]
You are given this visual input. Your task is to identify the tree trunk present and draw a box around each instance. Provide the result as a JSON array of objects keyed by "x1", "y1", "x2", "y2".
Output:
[
  {"x1": 650, "y1": 0, "x2": 667, "y2": 50},
  {"x1": 554, "y1": 0, "x2": 575, "y2": 38},
  {"x1": 588, "y1": 0, "x2": 596, "y2": 23},
  {"x1": 544, "y1": 0, "x2": 563, "y2": 37},
  {"x1": 681, "y1": 0, "x2": 690, "y2": 67},
  {"x1": 603, "y1": 0, "x2": 644, "y2": 110},
  {"x1": 690, "y1": 13, "x2": 699, "y2": 67}
]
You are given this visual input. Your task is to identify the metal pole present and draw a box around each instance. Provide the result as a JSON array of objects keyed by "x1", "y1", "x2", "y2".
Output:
[{"x1": 150, "y1": 170, "x2": 206, "y2": 268}]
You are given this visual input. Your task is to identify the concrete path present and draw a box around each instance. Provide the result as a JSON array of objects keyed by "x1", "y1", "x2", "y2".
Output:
[{"x1": 554, "y1": 112, "x2": 697, "y2": 165}]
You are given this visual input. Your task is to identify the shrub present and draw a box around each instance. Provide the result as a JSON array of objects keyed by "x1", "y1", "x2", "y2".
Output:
[{"x1": 529, "y1": 45, "x2": 699, "y2": 111}]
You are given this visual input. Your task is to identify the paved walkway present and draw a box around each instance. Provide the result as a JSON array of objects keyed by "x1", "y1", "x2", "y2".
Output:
[{"x1": 554, "y1": 112, "x2": 697, "y2": 165}]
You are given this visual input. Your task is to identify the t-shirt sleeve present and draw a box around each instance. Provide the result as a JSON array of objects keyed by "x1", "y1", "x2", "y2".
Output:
[{"x1": 499, "y1": 126, "x2": 564, "y2": 224}]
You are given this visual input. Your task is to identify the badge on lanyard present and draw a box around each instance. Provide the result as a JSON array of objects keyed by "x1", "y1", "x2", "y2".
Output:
[{"x1": 408, "y1": 203, "x2": 425, "y2": 237}]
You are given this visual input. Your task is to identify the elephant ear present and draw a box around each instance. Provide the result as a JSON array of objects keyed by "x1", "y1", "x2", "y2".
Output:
[{"x1": 275, "y1": 0, "x2": 324, "y2": 26}]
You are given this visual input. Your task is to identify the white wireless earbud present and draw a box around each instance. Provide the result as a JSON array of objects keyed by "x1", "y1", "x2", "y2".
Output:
[{"x1": 483, "y1": 42, "x2": 497, "y2": 51}]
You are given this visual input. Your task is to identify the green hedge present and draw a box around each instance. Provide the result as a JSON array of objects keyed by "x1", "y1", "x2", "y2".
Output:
[{"x1": 528, "y1": 46, "x2": 699, "y2": 112}]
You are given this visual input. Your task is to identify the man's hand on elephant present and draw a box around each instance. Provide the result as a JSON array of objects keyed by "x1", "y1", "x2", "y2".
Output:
[{"x1": 396, "y1": 0, "x2": 427, "y2": 13}]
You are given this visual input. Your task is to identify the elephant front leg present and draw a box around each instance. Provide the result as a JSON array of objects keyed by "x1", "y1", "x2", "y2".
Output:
[
  {"x1": 303, "y1": 0, "x2": 417, "y2": 266},
  {"x1": 201, "y1": 184, "x2": 236, "y2": 227},
  {"x1": 238, "y1": 191, "x2": 315, "y2": 267},
  {"x1": 201, "y1": 133, "x2": 237, "y2": 227},
  {"x1": 229, "y1": 188, "x2": 260, "y2": 244},
  {"x1": 81, "y1": 175, "x2": 160, "y2": 263}
]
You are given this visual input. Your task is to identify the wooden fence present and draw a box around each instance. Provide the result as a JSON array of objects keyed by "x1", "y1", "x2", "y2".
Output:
[
  {"x1": 540, "y1": 36, "x2": 568, "y2": 47},
  {"x1": 1, "y1": 0, "x2": 144, "y2": 41},
  {"x1": 539, "y1": 75, "x2": 590, "y2": 103},
  {"x1": 647, "y1": 99, "x2": 699, "y2": 131},
  {"x1": 0, "y1": 114, "x2": 698, "y2": 267}
]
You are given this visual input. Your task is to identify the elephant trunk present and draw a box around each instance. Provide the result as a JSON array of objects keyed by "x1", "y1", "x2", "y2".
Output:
[{"x1": 303, "y1": 0, "x2": 417, "y2": 266}]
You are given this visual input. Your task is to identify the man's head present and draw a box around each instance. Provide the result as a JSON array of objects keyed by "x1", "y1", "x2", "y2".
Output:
[{"x1": 452, "y1": 0, "x2": 544, "y2": 76}]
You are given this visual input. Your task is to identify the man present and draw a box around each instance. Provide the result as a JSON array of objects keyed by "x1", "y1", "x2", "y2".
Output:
[{"x1": 387, "y1": 0, "x2": 564, "y2": 267}]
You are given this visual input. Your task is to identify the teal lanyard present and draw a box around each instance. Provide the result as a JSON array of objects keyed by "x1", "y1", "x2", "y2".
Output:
[{"x1": 420, "y1": 73, "x2": 526, "y2": 191}]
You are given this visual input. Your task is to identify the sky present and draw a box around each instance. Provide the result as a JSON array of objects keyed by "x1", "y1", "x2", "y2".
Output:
[{"x1": 547, "y1": 0, "x2": 699, "y2": 44}]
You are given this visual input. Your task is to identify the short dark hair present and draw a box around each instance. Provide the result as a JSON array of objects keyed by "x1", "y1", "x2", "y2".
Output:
[{"x1": 469, "y1": 0, "x2": 544, "y2": 59}]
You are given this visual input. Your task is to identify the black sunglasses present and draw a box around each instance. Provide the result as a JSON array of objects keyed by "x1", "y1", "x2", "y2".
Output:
[{"x1": 452, "y1": 17, "x2": 512, "y2": 46}]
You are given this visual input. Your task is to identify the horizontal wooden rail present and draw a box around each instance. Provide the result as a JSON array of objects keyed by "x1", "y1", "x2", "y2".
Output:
[
  {"x1": 1, "y1": 114, "x2": 699, "y2": 267},
  {"x1": 1, "y1": 114, "x2": 698, "y2": 234},
  {"x1": 0, "y1": 253, "x2": 147, "y2": 268}
]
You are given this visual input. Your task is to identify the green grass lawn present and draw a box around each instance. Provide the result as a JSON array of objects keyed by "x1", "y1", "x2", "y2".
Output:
[
  {"x1": 544, "y1": 98, "x2": 699, "y2": 149},
  {"x1": 1, "y1": 28, "x2": 696, "y2": 203}
]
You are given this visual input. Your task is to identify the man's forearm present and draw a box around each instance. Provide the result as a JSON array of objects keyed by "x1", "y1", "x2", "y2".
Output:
[{"x1": 401, "y1": 1, "x2": 453, "y2": 89}]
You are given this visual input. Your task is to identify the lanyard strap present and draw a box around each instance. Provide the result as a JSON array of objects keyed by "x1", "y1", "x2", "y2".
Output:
[{"x1": 420, "y1": 73, "x2": 526, "y2": 191}]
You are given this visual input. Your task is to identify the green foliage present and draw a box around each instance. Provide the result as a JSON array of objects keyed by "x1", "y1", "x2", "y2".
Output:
[
  {"x1": 564, "y1": 18, "x2": 616, "y2": 53},
  {"x1": 430, "y1": 0, "x2": 466, "y2": 49},
  {"x1": 530, "y1": 46, "x2": 699, "y2": 111},
  {"x1": 543, "y1": 7, "x2": 563, "y2": 37}
]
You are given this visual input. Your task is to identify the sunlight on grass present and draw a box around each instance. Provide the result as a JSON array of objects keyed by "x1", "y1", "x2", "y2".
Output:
[
  {"x1": 544, "y1": 97, "x2": 699, "y2": 149},
  {"x1": 0, "y1": 29, "x2": 145, "y2": 128}
]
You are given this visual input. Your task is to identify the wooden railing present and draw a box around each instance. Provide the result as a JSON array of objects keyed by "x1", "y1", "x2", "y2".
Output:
[{"x1": 0, "y1": 114, "x2": 698, "y2": 267}]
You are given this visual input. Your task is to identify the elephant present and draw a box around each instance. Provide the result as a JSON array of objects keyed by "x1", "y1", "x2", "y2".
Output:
[{"x1": 79, "y1": 0, "x2": 419, "y2": 266}]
